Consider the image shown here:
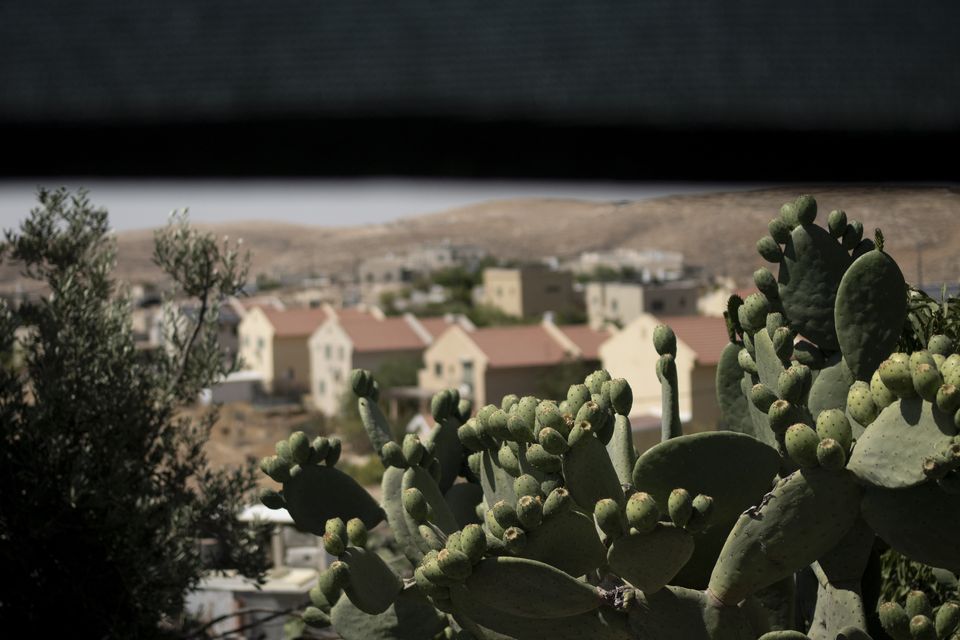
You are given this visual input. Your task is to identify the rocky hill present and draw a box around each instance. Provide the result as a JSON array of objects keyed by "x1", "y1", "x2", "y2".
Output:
[{"x1": 3, "y1": 186, "x2": 959, "y2": 292}]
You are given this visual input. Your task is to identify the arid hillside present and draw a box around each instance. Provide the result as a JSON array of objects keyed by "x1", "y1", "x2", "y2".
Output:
[{"x1": 3, "y1": 186, "x2": 958, "y2": 291}]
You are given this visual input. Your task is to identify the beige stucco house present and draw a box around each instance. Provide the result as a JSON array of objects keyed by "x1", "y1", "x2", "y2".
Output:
[
  {"x1": 418, "y1": 319, "x2": 609, "y2": 408},
  {"x1": 586, "y1": 280, "x2": 700, "y2": 328},
  {"x1": 599, "y1": 313, "x2": 728, "y2": 452},
  {"x1": 481, "y1": 266, "x2": 579, "y2": 319},
  {"x1": 309, "y1": 310, "x2": 473, "y2": 416},
  {"x1": 238, "y1": 306, "x2": 329, "y2": 395}
]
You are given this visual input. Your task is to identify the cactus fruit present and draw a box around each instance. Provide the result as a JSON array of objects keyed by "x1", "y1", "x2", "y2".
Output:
[
  {"x1": 935, "y1": 601, "x2": 960, "y2": 638},
  {"x1": 595, "y1": 498, "x2": 626, "y2": 539},
  {"x1": 909, "y1": 615, "x2": 937, "y2": 640},
  {"x1": 827, "y1": 209, "x2": 847, "y2": 237},
  {"x1": 758, "y1": 236, "x2": 783, "y2": 263},
  {"x1": 686, "y1": 494, "x2": 715, "y2": 533},
  {"x1": 755, "y1": 267, "x2": 779, "y2": 301},
  {"x1": 302, "y1": 606, "x2": 331, "y2": 628},
  {"x1": 259, "y1": 488, "x2": 285, "y2": 510},
  {"x1": 845, "y1": 381, "x2": 878, "y2": 427},
  {"x1": 769, "y1": 218, "x2": 792, "y2": 244},
  {"x1": 816, "y1": 438, "x2": 846, "y2": 469},
  {"x1": 351, "y1": 368, "x2": 375, "y2": 398},
  {"x1": 912, "y1": 363, "x2": 943, "y2": 402},
  {"x1": 768, "y1": 399, "x2": 799, "y2": 434},
  {"x1": 403, "y1": 487, "x2": 429, "y2": 523},
  {"x1": 751, "y1": 383, "x2": 779, "y2": 413},
  {"x1": 608, "y1": 378, "x2": 633, "y2": 416},
  {"x1": 880, "y1": 357, "x2": 916, "y2": 398},
  {"x1": 668, "y1": 488, "x2": 694, "y2": 528},
  {"x1": 785, "y1": 424, "x2": 821, "y2": 469},
  {"x1": 792, "y1": 340, "x2": 825, "y2": 369},
  {"x1": 878, "y1": 601, "x2": 911, "y2": 640},
  {"x1": 815, "y1": 409, "x2": 853, "y2": 453},
  {"x1": 626, "y1": 491, "x2": 660, "y2": 533},
  {"x1": 653, "y1": 324, "x2": 678, "y2": 357}
]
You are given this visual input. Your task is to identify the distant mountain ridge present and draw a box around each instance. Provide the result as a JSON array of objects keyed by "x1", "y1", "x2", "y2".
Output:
[{"x1": 2, "y1": 186, "x2": 958, "y2": 292}]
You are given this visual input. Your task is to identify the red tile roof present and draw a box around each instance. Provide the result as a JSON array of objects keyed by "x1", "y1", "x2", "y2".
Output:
[
  {"x1": 557, "y1": 324, "x2": 609, "y2": 360},
  {"x1": 417, "y1": 317, "x2": 457, "y2": 340},
  {"x1": 262, "y1": 307, "x2": 330, "y2": 337},
  {"x1": 334, "y1": 307, "x2": 373, "y2": 322},
  {"x1": 655, "y1": 315, "x2": 729, "y2": 366},
  {"x1": 469, "y1": 325, "x2": 576, "y2": 368},
  {"x1": 338, "y1": 316, "x2": 428, "y2": 353}
]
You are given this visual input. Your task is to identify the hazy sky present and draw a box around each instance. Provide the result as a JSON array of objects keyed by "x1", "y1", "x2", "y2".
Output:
[{"x1": 0, "y1": 179, "x2": 769, "y2": 232}]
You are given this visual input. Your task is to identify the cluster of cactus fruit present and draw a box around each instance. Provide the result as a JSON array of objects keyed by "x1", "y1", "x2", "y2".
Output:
[{"x1": 259, "y1": 195, "x2": 960, "y2": 639}]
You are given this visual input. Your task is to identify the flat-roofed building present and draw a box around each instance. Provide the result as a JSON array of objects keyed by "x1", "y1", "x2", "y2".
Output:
[
  {"x1": 586, "y1": 280, "x2": 700, "y2": 328},
  {"x1": 481, "y1": 266, "x2": 579, "y2": 319}
]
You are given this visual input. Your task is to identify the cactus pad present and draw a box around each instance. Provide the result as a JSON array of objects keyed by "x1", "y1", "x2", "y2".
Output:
[
  {"x1": 281, "y1": 464, "x2": 384, "y2": 535},
  {"x1": 834, "y1": 245, "x2": 908, "y2": 382},
  {"x1": 708, "y1": 469, "x2": 862, "y2": 605},
  {"x1": 846, "y1": 398, "x2": 957, "y2": 489}
]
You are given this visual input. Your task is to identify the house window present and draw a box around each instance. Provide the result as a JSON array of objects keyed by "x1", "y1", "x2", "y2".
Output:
[
  {"x1": 319, "y1": 380, "x2": 326, "y2": 395},
  {"x1": 333, "y1": 369, "x2": 341, "y2": 382},
  {"x1": 611, "y1": 299, "x2": 619, "y2": 312},
  {"x1": 243, "y1": 336, "x2": 249, "y2": 347},
  {"x1": 679, "y1": 297, "x2": 686, "y2": 307},
  {"x1": 338, "y1": 346, "x2": 344, "y2": 360},
  {"x1": 461, "y1": 360, "x2": 474, "y2": 389},
  {"x1": 651, "y1": 300, "x2": 664, "y2": 312},
  {"x1": 325, "y1": 345, "x2": 331, "y2": 359},
  {"x1": 434, "y1": 362, "x2": 443, "y2": 377},
  {"x1": 257, "y1": 337, "x2": 265, "y2": 349},
  {"x1": 286, "y1": 367, "x2": 295, "y2": 380},
  {"x1": 545, "y1": 285, "x2": 560, "y2": 294}
]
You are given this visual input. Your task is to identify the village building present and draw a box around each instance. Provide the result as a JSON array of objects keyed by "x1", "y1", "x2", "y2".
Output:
[
  {"x1": 238, "y1": 306, "x2": 329, "y2": 396},
  {"x1": 308, "y1": 309, "x2": 473, "y2": 416},
  {"x1": 586, "y1": 279, "x2": 700, "y2": 328},
  {"x1": 480, "y1": 265, "x2": 580, "y2": 319},
  {"x1": 598, "y1": 313, "x2": 728, "y2": 452},
  {"x1": 419, "y1": 318, "x2": 609, "y2": 407}
]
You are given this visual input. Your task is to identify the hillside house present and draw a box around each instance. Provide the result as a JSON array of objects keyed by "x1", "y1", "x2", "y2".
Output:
[
  {"x1": 309, "y1": 310, "x2": 473, "y2": 416},
  {"x1": 418, "y1": 319, "x2": 609, "y2": 407},
  {"x1": 599, "y1": 314, "x2": 728, "y2": 452},
  {"x1": 238, "y1": 306, "x2": 329, "y2": 396}
]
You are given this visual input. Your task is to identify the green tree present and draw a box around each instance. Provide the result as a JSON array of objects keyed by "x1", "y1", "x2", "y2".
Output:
[{"x1": 0, "y1": 189, "x2": 270, "y2": 637}]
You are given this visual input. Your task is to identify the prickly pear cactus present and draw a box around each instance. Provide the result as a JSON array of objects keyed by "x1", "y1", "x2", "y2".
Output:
[{"x1": 257, "y1": 195, "x2": 960, "y2": 639}]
